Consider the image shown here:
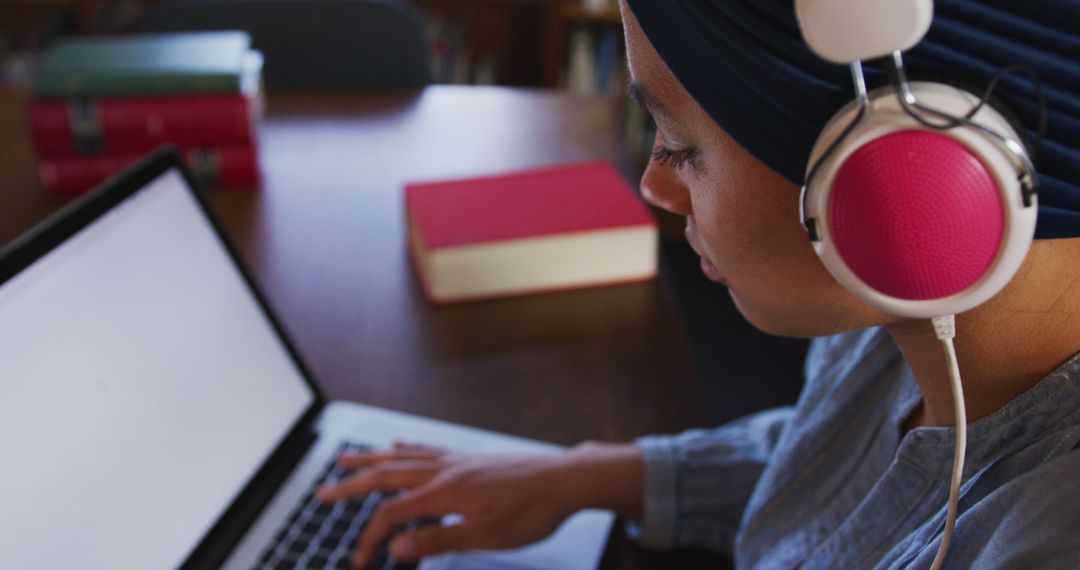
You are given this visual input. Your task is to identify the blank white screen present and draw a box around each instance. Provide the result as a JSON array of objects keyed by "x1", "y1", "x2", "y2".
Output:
[{"x1": 0, "y1": 170, "x2": 315, "y2": 569}]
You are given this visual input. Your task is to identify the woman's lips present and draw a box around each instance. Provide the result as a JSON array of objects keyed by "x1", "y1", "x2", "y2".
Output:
[
  {"x1": 685, "y1": 222, "x2": 725, "y2": 285},
  {"x1": 699, "y1": 256, "x2": 723, "y2": 283}
]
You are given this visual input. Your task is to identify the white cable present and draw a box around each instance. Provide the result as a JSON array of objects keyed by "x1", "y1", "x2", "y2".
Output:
[{"x1": 929, "y1": 314, "x2": 966, "y2": 570}]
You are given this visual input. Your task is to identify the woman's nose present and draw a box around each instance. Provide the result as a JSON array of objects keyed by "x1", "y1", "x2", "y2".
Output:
[{"x1": 640, "y1": 156, "x2": 692, "y2": 216}]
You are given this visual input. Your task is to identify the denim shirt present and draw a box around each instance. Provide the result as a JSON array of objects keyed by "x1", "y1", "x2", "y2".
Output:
[{"x1": 632, "y1": 327, "x2": 1080, "y2": 568}]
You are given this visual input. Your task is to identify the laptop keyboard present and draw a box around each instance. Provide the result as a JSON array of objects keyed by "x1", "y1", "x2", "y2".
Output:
[{"x1": 252, "y1": 442, "x2": 422, "y2": 570}]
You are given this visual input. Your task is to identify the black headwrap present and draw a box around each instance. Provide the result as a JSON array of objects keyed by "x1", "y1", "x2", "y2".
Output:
[{"x1": 625, "y1": 0, "x2": 1080, "y2": 239}]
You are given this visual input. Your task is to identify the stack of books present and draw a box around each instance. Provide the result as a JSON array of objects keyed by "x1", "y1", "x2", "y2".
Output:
[{"x1": 27, "y1": 31, "x2": 264, "y2": 196}]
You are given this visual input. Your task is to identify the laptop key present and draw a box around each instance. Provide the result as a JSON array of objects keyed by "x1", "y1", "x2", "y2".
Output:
[
  {"x1": 250, "y1": 443, "x2": 443, "y2": 570},
  {"x1": 253, "y1": 442, "x2": 388, "y2": 570}
]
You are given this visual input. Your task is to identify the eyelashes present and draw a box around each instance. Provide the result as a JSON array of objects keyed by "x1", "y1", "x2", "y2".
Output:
[{"x1": 651, "y1": 145, "x2": 699, "y2": 169}]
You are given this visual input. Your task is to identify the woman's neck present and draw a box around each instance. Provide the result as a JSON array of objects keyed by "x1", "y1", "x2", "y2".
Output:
[{"x1": 887, "y1": 239, "x2": 1080, "y2": 428}]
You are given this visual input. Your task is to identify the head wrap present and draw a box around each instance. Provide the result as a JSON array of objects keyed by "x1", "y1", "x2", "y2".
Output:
[{"x1": 625, "y1": 0, "x2": 1080, "y2": 239}]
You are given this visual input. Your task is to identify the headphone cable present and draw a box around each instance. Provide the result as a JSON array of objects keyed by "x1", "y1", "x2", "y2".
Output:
[
  {"x1": 929, "y1": 314, "x2": 967, "y2": 570},
  {"x1": 888, "y1": 57, "x2": 1048, "y2": 159}
]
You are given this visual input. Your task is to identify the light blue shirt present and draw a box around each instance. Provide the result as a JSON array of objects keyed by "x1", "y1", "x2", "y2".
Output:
[{"x1": 632, "y1": 327, "x2": 1080, "y2": 568}]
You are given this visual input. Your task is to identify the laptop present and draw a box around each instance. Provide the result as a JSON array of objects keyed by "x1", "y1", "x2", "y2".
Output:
[{"x1": 0, "y1": 149, "x2": 614, "y2": 570}]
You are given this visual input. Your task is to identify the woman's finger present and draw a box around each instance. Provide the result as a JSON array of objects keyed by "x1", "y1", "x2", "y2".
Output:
[
  {"x1": 388, "y1": 522, "x2": 486, "y2": 562},
  {"x1": 392, "y1": 440, "x2": 447, "y2": 455},
  {"x1": 337, "y1": 450, "x2": 441, "y2": 469},
  {"x1": 352, "y1": 488, "x2": 449, "y2": 568},
  {"x1": 317, "y1": 461, "x2": 437, "y2": 502}
]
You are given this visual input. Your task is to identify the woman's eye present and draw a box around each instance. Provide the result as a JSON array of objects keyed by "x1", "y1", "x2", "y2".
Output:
[{"x1": 651, "y1": 145, "x2": 699, "y2": 169}]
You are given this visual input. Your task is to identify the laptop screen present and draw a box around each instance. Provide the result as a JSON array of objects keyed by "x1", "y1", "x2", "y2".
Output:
[{"x1": 0, "y1": 169, "x2": 316, "y2": 569}]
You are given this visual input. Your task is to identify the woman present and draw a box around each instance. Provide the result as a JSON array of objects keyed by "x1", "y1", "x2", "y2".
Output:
[{"x1": 319, "y1": 1, "x2": 1080, "y2": 567}]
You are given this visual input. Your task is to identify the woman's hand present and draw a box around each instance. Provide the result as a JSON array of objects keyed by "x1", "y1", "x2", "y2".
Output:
[{"x1": 316, "y1": 440, "x2": 644, "y2": 568}]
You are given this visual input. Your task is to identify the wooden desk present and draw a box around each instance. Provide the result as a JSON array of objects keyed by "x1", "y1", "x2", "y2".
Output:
[{"x1": 0, "y1": 85, "x2": 726, "y2": 568}]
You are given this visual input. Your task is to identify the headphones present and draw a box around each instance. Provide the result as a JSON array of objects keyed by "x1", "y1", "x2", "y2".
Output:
[{"x1": 794, "y1": 0, "x2": 1038, "y2": 319}]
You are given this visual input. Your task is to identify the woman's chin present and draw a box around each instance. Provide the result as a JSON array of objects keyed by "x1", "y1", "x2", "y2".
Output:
[
  {"x1": 728, "y1": 289, "x2": 774, "y2": 332},
  {"x1": 728, "y1": 289, "x2": 825, "y2": 339}
]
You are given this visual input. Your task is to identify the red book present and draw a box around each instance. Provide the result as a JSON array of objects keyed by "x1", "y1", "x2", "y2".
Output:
[
  {"x1": 38, "y1": 146, "x2": 259, "y2": 196},
  {"x1": 27, "y1": 94, "x2": 256, "y2": 157},
  {"x1": 405, "y1": 161, "x2": 658, "y2": 304}
]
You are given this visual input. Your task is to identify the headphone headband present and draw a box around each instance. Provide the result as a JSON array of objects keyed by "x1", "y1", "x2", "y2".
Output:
[{"x1": 795, "y1": 0, "x2": 933, "y2": 63}]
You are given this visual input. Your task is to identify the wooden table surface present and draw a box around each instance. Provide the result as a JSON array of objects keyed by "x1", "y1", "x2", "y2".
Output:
[{"x1": 0, "y1": 85, "x2": 728, "y2": 568}]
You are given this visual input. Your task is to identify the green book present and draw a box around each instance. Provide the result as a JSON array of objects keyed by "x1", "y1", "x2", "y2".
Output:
[{"x1": 33, "y1": 31, "x2": 260, "y2": 98}]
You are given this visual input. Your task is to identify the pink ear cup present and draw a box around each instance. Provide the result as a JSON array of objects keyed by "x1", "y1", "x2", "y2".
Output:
[{"x1": 828, "y1": 130, "x2": 1004, "y2": 300}]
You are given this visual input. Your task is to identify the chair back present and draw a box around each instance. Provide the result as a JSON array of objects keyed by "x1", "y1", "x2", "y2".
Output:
[{"x1": 141, "y1": 0, "x2": 431, "y2": 88}]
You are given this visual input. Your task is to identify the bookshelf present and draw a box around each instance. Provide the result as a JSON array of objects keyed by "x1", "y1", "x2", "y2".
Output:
[
  {"x1": 413, "y1": 0, "x2": 624, "y2": 91},
  {"x1": 560, "y1": 2, "x2": 620, "y2": 24},
  {"x1": 0, "y1": 0, "x2": 103, "y2": 34},
  {"x1": 413, "y1": 0, "x2": 549, "y2": 86},
  {"x1": 548, "y1": 1, "x2": 621, "y2": 89},
  {"x1": 3, "y1": 0, "x2": 625, "y2": 91}
]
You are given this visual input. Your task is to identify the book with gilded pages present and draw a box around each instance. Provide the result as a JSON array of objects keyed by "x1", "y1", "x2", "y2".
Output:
[{"x1": 406, "y1": 161, "x2": 658, "y2": 304}]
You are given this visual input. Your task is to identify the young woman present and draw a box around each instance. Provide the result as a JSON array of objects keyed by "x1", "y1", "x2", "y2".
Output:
[{"x1": 319, "y1": 1, "x2": 1080, "y2": 567}]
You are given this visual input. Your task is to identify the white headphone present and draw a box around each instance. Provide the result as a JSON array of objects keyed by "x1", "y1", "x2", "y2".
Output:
[
  {"x1": 794, "y1": 2, "x2": 1043, "y2": 568},
  {"x1": 795, "y1": 0, "x2": 1038, "y2": 319}
]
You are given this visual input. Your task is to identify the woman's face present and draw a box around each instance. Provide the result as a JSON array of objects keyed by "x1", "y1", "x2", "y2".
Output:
[{"x1": 621, "y1": 2, "x2": 895, "y2": 337}]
